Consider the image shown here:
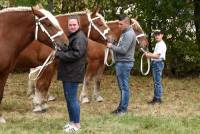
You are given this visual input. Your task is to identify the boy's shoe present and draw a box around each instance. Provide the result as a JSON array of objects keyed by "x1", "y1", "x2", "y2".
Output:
[{"x1": 148, "y1": 97, "x2": 162, "y2": 105}]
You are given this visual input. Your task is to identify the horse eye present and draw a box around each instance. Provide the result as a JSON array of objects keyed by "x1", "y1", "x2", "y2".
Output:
[{"x1": 43, "y1": 20, "x2": 51, "y2": 27}]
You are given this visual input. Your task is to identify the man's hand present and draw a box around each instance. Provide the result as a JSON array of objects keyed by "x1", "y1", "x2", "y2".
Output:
[
  {"x1": 144, "y1": 52, "x2": 149, "y2": 58},
  {"x1": 107, "y1": 43, "x2": 112, "y2": 48}
]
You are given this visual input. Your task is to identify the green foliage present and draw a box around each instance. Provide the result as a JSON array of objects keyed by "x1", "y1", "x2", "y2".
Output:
[
  {"x1": 0, "y1": 0, "x2": 199, "y2": 76},
  {"x1": 167, "y1": 41, "x2": 200, "y2": 77}
]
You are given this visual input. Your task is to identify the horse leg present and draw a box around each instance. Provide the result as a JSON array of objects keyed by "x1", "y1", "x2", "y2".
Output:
[
  {"x1": 27, "y1": 69, "x2": 36, "y2": 100},
  {"x1": 0, "y1": 74, "x2": 9, "y2": 123},
  {"x1": 93, "y1": 65, "x2": 105, "y2": 102},
  {"x1": 32, "y1": 62, "x2": 57, "y2": 112},
  {"x1": 79, "y1": 77, "x2": 90, "y2": 104}
]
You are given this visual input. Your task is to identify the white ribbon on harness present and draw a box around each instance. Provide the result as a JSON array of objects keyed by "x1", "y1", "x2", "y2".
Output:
[
  {"x1": 29, "y1": 50, "x2": 56, "y2": 81},
  {"x1": 35, "y1": 16, "x2": 63, "y2": 42}
]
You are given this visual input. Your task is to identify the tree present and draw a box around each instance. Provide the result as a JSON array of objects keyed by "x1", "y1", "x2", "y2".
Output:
[
  {"x1": 194, "y1": 0, "x2": 200, "y2": 51},
  {"x1": 47, "y1": 0, "x2": 53, "y2": 12}
]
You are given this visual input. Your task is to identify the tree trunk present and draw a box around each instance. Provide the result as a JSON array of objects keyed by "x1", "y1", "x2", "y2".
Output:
[
  {"x1": 61, "y1": 0, "x2": 68, "y2": 13},
  {"x1": 47, "y1": 0, "x2": 53, "y2": 13},
  {"x1": 194, "y1": 0, "x2": 200, "y2": 51}
]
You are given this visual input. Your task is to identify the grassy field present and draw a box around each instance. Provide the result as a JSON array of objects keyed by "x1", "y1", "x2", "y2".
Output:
[{"x1": 0, "y1": 73, "x2": 200, "y2": 134}]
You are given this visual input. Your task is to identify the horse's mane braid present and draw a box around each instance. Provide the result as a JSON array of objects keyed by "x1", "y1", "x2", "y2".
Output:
[{"x1": 0, "y1": 7, "x2": 31, "y2": 14}]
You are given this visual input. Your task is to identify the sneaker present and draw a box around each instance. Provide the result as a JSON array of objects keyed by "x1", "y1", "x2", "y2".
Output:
[
  {"x1": 63, "y1": 123, "x2": 71, "y2": 129},
  {"x1": 64, "y1": 124, "x2": 80, "y2": 133},
  {"x1": 148, "y1": 98, "x2": 162, "y2": 105}
]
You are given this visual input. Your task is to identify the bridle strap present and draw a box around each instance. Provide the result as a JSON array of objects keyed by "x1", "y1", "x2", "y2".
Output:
[
  {"x1": 86, "y1": 13, "x2": 114, "y2": 66},
  {"x1": 136, "y1": 33, "x2": 146, "y2": 44},
  {"x1": 104, "y1": 47, "x2": 115, "y2": 66},
  {"x1": 34, "y1": 16, "x2": 63, "y2": 42},
  {"x1": 87, "y1": 13, "x2": 110, "y2": 40}
]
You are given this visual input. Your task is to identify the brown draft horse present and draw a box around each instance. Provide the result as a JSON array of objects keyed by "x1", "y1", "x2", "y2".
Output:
[
  {"x1": 0, "y1": 6, "x2": 68, "y2": 123},
  {"x1": 26, "y1": 18, "x2": 148, "y2": 112},
  {"x1": 79, "y1": 19, "x2": 149, "y2": 103},
  {"x1": 15, "y1": 9, "x2": 115, "y2": 112}
]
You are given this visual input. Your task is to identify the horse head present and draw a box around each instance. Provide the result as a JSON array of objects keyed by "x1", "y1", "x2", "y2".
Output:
[
  {"x1": 32, "y1": 6, "x2": 69, "y2": 50},
  {"x1": 88, "y1": 8, "x2": 117, "y2": 44},
  {"x1": 130, "y1": 19, "x2": 149, "y2": 49}
]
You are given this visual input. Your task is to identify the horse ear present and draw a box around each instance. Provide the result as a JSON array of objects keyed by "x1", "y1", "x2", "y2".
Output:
[
  {"x1": 32, "y1": 4, "x2": 43, "y2": 16},
  {"x1": 130, "y1": 18, "x2": 137, "y2": 25},
  {"x1": 33, "y1": 4, "x2": 43, "y2": 10},
  {"x1": 91, "y1": 6, "x2": 101, "y2": 17}
]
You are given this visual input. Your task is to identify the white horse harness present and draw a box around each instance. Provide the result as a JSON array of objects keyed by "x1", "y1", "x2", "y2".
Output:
[
  {"x1": 29, "y1": 12, "x2": 111, "y2": 80},
  {"x1": 29, "y1": 14, "x2": 64, "y2": 80}
]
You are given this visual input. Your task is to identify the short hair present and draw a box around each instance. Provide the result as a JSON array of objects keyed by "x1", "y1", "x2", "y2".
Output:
[
  {"x1": 68, "y1": 15, "x2": 80, "y2": 25},
  {"x1": 154, "y1": 29, "x2": 164, "y2": 35},
  {"x1": 118, "y1": 15, "x2": 131, "y2": 24}
]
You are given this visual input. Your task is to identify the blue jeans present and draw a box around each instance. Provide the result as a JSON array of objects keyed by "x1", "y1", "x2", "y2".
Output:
[
  {"x1": 115, "y1": 61, "x2": 134, "y2": 112},
  {"x1": 152, "y1": 61, "x2": 164, "y2": 99},
  {"x1": 62, "y1": 81, "x2": 80, "y2": 123}
]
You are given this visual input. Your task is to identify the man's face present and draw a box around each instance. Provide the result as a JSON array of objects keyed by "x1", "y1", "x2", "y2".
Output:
[
  {"x1": 154, "y1": 33, "x2": 163, "y2": 42},
  {"x1": 118, "y1": 20, "x2": 128, "y2": 31},
  {"x1": 68, "y1": 19, "x2": 79, "y2": 33}
]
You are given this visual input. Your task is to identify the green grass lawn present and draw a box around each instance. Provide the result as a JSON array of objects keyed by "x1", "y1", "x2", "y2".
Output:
[{"x1": 0, "y1": 73, "x2": 200, "y2": 134}]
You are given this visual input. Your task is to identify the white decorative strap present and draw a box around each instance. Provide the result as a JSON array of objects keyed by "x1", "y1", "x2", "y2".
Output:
[
  {"x1": 104, "y1": 47, "x2": 115, "y2": 66},
  {"x1": 29, "y1": 50, "x2": 56, "y2": 80},
  {"x1": 50, "y1": 31, "x2": 63, "y2": 41},
  {"x1": 136, "y1": 33, "x2": 145, "y2": 44},
  {"x1": 35, "y1": 16, "x2": 39, "y2": 40},
  {"x1": 34, "y1": 15, "x2": 63, "y2": 42},
  {"x1": 87, "y1": 13, "x2": 110, "y2": 40},
  {"x1": 136, "y1": 33, "x2": 145, "y2": 38},
  {"x1": 140, "y1": 48, "x2": 150, "y2": 75}
]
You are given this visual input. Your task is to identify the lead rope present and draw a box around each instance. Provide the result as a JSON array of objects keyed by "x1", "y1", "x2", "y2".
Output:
[
  {"x1": 29, "y1": 50, "x2": 56, "y2": 81},
  {"x1": 140, "y1": 48, "x2": 150, "y2": 75},
  {"x1": 104, "y1": 37, "x2": 122, "y2": 67},
  {"x1": 104, "y1": 47, "x2": 115, "y2": 66}
]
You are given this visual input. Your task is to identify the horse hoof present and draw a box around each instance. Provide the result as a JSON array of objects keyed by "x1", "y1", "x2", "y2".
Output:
[
  {"x1": 81, "y1": 97, "x2": 90, "y2": 104},
  {"x1": 42, "y1": 104, "x2": 48, "y2": 110},
  {"x1": 33, "y1": 105, "x2": 44, "y2": 113},
  {"x1": 48, "y1": 95, "x2": 56, "y2": 101},
  {"x1": 0, "y1": 116, "x2": 6, "y2": 123},
  {"x1": 33, "y1": 104, "x2": 48, "y2": 113},
  {"x1": 96, "y1": 96, "x2": 104, "y2": 102},
  {"x1": 28, "y1": 94, "x2": 34, "y2": 100}
]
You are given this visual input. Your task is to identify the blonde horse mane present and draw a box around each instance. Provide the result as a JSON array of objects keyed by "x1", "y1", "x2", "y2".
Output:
[
  {"x1": 56, "y1": 10, "x2": 90, "y2": 17},
  {"x1": 131, "y1": 18, "x2": 144, "y2": 33},
  {"x1": 0, "y1": 7, "x2": 31, "y2": 14},
  {"x1": 107, "y1": 19, "x2": 144, "y2": 33}
]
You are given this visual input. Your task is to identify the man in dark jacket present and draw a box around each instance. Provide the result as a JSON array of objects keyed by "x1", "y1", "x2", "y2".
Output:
[{"x1": 55, "y1": 15, "x2": 87, "y2": 132}]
